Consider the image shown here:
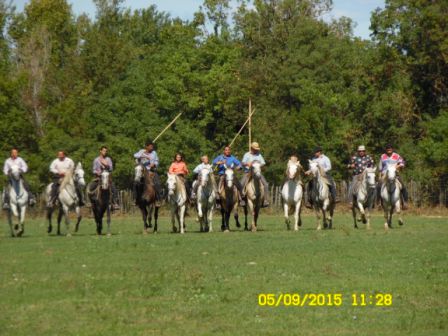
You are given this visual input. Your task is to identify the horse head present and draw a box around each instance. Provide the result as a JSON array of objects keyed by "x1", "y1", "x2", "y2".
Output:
[
  {"x1": 286, "y1": 160, "x2": 301, "y2": 180},
  {"x1": 386, "y1": 164, "x2": 397, "y2": 182},
  {"x1": 167, "y1": 173, "x2": 177, "y2": 196},
  {"x1": 224, "y1": 165, "x2": 234, "y2": 188},
  {"x1": 9, "y1": 165, "x2": 22, "y2": 181},
  {"x1": 100, "y1": 170, "x2": 110, "y2": 190},
  {"x1": 199, "y1": 164, "x2": 212, "y2": 187},
  {"x1": 135, "y1": 164, "x2": 143, "y2": 182},
  {"x1": 308, "y1": 160, "x2": 319, "y2": 177},
  {"x1": 74, "y1": 162, "x2": 86, "y2": 187},
  {"x1": 251, "y1": 161, "x2": 262, "y2": 178},
  {"x1": 365, "y1": 166, "x2": 377, "y2": 188}
]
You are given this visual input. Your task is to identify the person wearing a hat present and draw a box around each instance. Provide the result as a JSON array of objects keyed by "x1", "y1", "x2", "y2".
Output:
[
  {"x1": 133, "y1": 140, "x2": 162, "y2": 206},
  {"x1": 305, "y1": 146, "x2": 336, "y2": 208},
  {"x1": 347, "y1": 145, "x2": 375, "y2": 204},
  {"x1": 378, "y1": 144, "x2": 408, "y2": 209},
  {"x1": 241, "y1": 142, "x2": 270, "y2": 207}
]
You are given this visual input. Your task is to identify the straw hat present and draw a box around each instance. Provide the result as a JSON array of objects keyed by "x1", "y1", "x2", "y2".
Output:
[{"x1": 251, "y1": 142, "x2": 260, "y2": 150}]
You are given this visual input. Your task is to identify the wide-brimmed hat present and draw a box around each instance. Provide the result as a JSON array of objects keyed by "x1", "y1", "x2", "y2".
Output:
[
  {"x1": 251, "y1": 142, "x2": 260, "y2": 150},
  {"x1": 313, "y1": 146, "x2": 323, "y2": 153},
  {"x1": 357, "y1": 145, "x2": 366, "y2": 151},
  {"x1": 385, "y1": 144, "x2": 393, "y2": 149}
]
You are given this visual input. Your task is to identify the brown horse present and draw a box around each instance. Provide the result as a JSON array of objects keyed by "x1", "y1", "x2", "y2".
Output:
[{"x1": 134, "y1": 165, "x2": 159, "y2": 234}]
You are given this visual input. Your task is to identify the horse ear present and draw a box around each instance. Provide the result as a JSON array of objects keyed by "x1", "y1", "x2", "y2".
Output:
[{"x1": 76, "y1": 162, "x2": 82, "y2": 170}]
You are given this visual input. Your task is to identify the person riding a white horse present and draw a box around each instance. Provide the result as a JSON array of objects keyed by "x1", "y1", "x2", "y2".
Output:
[
  {"x1": 133, "y1": 140, "x2": 162, "y2": 206},
  {"x1": 240, "y1": 142, "x2": 270, "y2": 208},
  {"x1": 88, "y1": 146, "x2": 120, "y2": 210},
  {"x1": 191, "y1": 155, "x2": 218, "y2": 200},
  {"x1": 378, "y1": 144, "x2": 408, "y2": 209},
  {"x1": 2, "y1": 148, "x2": 36, "y2": 209},
  {"x1": 347, "y1": 145, "x2": 375, "y2": 204},
  {"x1": 305, "y1": 146, "x2": 337, "y2": 208},
  {"x1": 168, "y1": 152, "x2": 192, "y2": 200},
  {"x1": 49, "y1": 151, "x2": 85, "y2": 207},
  {"x1": 212, "y1": 146, "x2": 245, "y2": 206}
]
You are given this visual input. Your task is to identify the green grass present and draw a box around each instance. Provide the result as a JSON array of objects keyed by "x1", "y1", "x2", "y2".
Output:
[{"x1": 0, "y1": 213, "x2": 447, "y2": 335}]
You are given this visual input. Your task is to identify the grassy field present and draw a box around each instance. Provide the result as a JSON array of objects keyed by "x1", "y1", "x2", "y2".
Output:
[{"x1": 0, "y1": 212, "x2": 447, "y2": 335}]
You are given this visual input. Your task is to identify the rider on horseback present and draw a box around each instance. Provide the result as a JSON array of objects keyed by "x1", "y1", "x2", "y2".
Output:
[
  {"x1": 347, "y1": 145, "x2": 375, "y2": 204},
  {"x1": 133, "y1": 140, "x2": 162, "y2": 206},
  {"x1": 48, "y1": 151, "x2": 85, "y2": 208},
  {"x1": 191, "y1": 155, "x2": 218, "y2": 201},
  {"x1": 88, "y1": 146, "x2": 120, "y2": 210},
  {"x1": 378, "y1": 144, "x2": 408, "y2": 209},
  {"x1": 212, "y1": 146, "x2": 245, "y2": 206},
  {"x1": 2, "y1": 148, "x2": 36, "y2": 209},
  {"x1": 240, "y1": 142, "x2": 270, "y2": 208},
  {"x1": 305, "y1": 146, "x2": 337, "y2": 208},
  {"x1": 168, "y1": 152, "x2": 191, "y2": 201}
]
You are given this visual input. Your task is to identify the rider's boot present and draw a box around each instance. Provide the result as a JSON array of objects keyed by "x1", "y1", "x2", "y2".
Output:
[{"x1": 2, "y1": 190, "x2": 10, "y2": 210}]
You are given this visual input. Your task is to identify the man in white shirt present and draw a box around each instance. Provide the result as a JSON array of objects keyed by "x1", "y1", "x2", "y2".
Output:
[
  {"x1": 305, "y1": 146, "x2": 337, "y2": 208},
  {"x1": 48, "y1": 151, "x2": 84, "y2": 207},
  {"x1": 2, "y1": 148, "x2": 36, "y2": 209},
  {"x1": 240, "y1": 142, "x2": 270, "y2": 207}
]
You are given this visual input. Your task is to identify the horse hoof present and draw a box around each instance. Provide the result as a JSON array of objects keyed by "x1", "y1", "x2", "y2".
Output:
[
  {"x1": 107, "y1": 233, "x2": 111, "y2": 237},
  {"x1": 47, "y1": 227, "x2": 52, "y2": 233},
  {"x1": 17, "y1": 230, "x2": 24, "y2": 237},
  {"x1": 224, "y1": 229, "x2": 229, "y2": 233},
  {"x1": 14, "y1": 224, "x2": 19, "y2": 230},
  {"x1": 398, "y1": 219, "x2": 404, "y2": 226},
  {"x1": 66, "y1": 233, "x2": 72, "y2": 237}
]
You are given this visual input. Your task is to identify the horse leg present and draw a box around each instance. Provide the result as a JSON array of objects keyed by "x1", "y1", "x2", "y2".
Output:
[
  {"x1": 148, "y1": 205, "x2": 153, "y2": 229},
  {"x1": 366, "y1": 208, "x2": 371, "y2": 230},
  {"x1": 396, "y1": 201, "x2": 404, "y2": 226},
  {"x1": 154, "y1": 206, "x2": 159, "y2": 233},
  {"x1": 383, "y1": 205, "x2": 389, "y2": 230},
  {"x1": 234, "y1": 209, "x2": 241, "y2": 228},
  {"x1": 63, "y1": 205, "x2": 71, "y2": 236},
  {"x1": 180, "y1": 205, "x2": 186, "y2": 234},
  {"x1": 358, "y1": 202, "x2": 367, "y2": 224},
  {"x1": 171, "y1": 207, "x2": 177, "y2": 233},
  {"x1": 198, "y1": 202, "x2": 204, "y2": 232},
  {"x1": 243, "y1": 204, "x2": 249, "y2": 231},
  {"x1": 284, "y1": 202, "x2": 290, "y2": 230},
  {"x1": 294, "y1": 201, "x2": 301, "y2": 231},
  {"x1": 47, "y1": 207, "x2": 53, "y2": 234},
  {"x1": 252, "y1": 205, "x2": 258, "y2": 232},
  {"x1": 57, "y1": 207, "x2": 64, "y2": 235},
  {"x1": 141, "y1": 206, "x2": 148, "y2": 234},
  {"x1": 220, "y1": 207, "x2": 225, "y2": 231},
  {"x1": 208, "y1": 204, "x2": 213, "y2": 233},
  {"x1": 107, "y1": 205, "x2": 111, "y2": 236},
  {"x1": 329, "y1": 203, "x2": 334, "y2": 229},
  {"x1": 224, "y1": 210, "x2": 231, "y2": 232},
  {"x1": 315, "y1": 207, "x2": 322, "y2": 230},
  {"x1": 17, "y1": 206, "x2": 26, "y2": 237},
  {"x1": 352, "y1": 204, "x2": 358, "y2": 229},
  {"x1": 75, "y1": 206, "x2": 82, "y2": 233}
]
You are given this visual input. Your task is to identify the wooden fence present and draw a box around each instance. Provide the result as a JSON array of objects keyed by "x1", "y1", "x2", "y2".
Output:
[{"x1": 15, "y1": 179, "x2": 448, "y2": 215}]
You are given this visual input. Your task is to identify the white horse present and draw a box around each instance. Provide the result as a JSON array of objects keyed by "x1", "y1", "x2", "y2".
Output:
[
  {"x1": 351, "y1": 167, "x2": 377, "y2": 229},
  {"x1": 5, "y1": 165, "x2": 29, "y2": 237},
  {"x1": 281, "y1": 160, "x2": 303, "y2": 231},
  {"x1": 380, "y1": 164, "x2": 404, "y2": 230},
  {"x1": 167, "y1": 173, "x2": 187, "y2": 234},
  {"x1": 308, "y1": 160, "x2": 335, "y2": 230},
  {"x1": 46, "y1": 162, "x2": 85, "y2": 236},
  {"x1": 244, "y1": 161, "x2": 265, "y2": 232},
  {"x1": 196, "y1": 164, "x2": 216, "y2": 232}
]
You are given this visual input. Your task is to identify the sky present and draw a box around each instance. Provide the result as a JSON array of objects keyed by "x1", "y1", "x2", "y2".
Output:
[{"x1": 11, "y1": 0, "x2": 385, "y2": 40}]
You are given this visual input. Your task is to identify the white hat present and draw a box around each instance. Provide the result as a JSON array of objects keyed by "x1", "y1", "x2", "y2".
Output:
[
  {"x1": 251, "y1": 142, "x2": 260, "y2": 150},
  {"x1": 357, "y1": 145, "x2": 366, "y2": 151}
]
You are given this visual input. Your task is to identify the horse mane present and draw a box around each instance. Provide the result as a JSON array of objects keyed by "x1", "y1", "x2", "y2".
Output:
[
  {"x1": 60, "y1": 170, "x2": 74, "y2": 190},
  {"x1": 316, "y1": 165, "x2": 330, "y2": 185}
]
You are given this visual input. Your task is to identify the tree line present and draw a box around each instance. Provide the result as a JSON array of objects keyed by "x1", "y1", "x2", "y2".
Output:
[{"x1": 0, "y1": 0, "x2": 446, "y2": 191}]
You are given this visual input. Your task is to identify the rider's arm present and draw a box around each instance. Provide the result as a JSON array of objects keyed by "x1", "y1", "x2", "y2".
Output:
[
  {"x1": 3, "y1": 160, "x2": 9, "y2": 175},
  {"x1": 106, "y1": 157, "x2": 113, "y2": 172},
  {"x1": 19, "y1": 158, "x2": 28, "y2": 174},
  {"x1": 323, "y1": 156, "x2": 332, "y2": 172},
  {"x1": 258, "y1": 154, "x2": 266, "y2": 167},
  {"x1": 152, "y1": 152, "x2": 159, "y2": 168},
  {"x1": 133, "y1": 150, "x2": 143, "y2": 159},
  {"x1": 241, "y1": 153, "x2": 250, "y2": 167},
  {"x1": 49, "y1": 160, "x2": 59, "y2": 175}
]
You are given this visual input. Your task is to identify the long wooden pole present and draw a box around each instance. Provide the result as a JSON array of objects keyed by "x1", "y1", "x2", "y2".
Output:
[
  {"x1": 248, "y1": 98, "x2": 252, "y2": 151},
  {"x1": 229, "y1": 108, "x2": 256, "y2": 148},
  {"x1": 153, "y1": 112, "x2": 183, "y2": 142}
]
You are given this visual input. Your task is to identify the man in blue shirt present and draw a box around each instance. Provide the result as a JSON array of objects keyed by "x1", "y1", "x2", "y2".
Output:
[
  {"x1": 212, "y1": 146, "x2": 245, "y2": 206},
  {"x1": 241, "y1": 142, "x2": 270, "y2": 207}
]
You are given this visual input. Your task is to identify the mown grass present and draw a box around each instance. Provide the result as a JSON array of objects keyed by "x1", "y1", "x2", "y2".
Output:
[{"x1": 0, "y1": 212, "x2": 447, "y2": 335}]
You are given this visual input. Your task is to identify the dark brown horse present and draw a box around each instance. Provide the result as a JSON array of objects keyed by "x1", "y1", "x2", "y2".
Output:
[{"x1": 134, "y1": 165, "x2": 159, "y2": 234}]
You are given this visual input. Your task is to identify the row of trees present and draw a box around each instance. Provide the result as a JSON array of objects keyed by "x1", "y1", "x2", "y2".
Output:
[{"x1": 0, "y1": 0, "x2": 446, "y2": 191}]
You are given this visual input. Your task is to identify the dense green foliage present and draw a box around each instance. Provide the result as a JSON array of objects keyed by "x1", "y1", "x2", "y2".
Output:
[
  {"x1": 0, "y1": 0, "x2": 446, "y2": 190},
  {"x1": 0, "y1": 215, "x2": 447, "y2": 335}
]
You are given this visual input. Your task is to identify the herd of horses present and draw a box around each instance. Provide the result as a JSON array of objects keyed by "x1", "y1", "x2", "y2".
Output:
[{"x1": 3, "y1": 159, "x2": 405, "y2": 237}]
